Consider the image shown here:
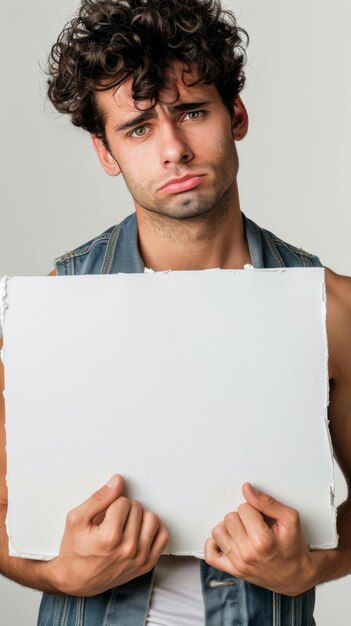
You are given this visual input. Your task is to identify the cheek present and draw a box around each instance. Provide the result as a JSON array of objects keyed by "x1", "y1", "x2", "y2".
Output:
[
  {"x1": 197, "y1": 124, "x2": 235, "y2": 158},
  {"x1": 205, "y1": 137, "x2": 237, "y2": 174},
  {"x1": 130, "y1": 146, "x2": 157, "y2": 176},
  {"x1": 121, "y1": 154, "x2": 158, "y2": 195}
]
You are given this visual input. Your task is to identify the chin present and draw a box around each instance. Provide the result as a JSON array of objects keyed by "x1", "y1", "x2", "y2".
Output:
[
  {"x1": 161, "y1": 199, "x2": 217, "y2": 221},
  {"x1": 161, "y1": 209, "x2": 213, "y2": 221}
]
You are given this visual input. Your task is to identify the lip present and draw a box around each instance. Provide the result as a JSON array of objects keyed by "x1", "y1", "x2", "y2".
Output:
[{"x1": 158, "y1": 174, "x2": 206, "y2": 194}]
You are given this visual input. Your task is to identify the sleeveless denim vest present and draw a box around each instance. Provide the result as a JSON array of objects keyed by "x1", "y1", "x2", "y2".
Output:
[{"x1": 38, "y1": 212, "x2": 320, "y2": 626}]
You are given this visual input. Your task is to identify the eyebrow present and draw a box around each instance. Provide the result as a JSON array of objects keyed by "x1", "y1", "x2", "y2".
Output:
[{"x1": 114, "y1": 101, "x2": 212, "y2": 133}]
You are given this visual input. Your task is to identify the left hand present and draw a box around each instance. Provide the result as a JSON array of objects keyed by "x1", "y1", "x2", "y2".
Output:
[{"x1": 205, "y1": 483, "x2": 317, "y2": 596}]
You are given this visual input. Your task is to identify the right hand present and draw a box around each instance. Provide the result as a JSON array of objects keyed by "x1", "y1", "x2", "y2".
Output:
[{"x1": 46, "y1": 474, "x2": 169, "y2": 596}]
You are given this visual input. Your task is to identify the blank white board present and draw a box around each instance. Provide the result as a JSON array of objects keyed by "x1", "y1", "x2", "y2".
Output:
[{"x1": 0, "y1": 268, "x2": 336, "y2": 559}]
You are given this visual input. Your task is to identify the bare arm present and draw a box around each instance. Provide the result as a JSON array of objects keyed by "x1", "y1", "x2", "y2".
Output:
[{"x1": 308, "y1": 268, "x2": 351, "y2": 583}]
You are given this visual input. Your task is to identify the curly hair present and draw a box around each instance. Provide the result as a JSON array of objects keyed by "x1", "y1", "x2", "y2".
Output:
[{"x1": 47, "y1": 0, "x2": 248, "y2": 143}]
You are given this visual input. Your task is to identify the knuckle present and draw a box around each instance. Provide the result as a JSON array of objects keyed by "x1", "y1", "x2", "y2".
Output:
[
  {"x1": 224, "y1": 511, "x2": 236, "y2": 525},
  {"x1": 134, "y1": 551, "x2": 147, "y2": 569},
  {"x1": 99, "y1": 532, "x2": 116, "y2": 552},
  {"x1": 287, "y1": 508, "x2": 300, "y2": 526},
  {"x1": 92, "y1": 486, "x2": 108, "y2": 502},
  {"x1": 145, "y1": 510, "x2": 160, "y2": 528},
  {"x1": 117, "y1": 496, "x2": 130, "y2": 509},
  {"x1": 66, "y1": 508, "x2": 80, "y2": 527},
  {"x1": 252, "y1": 535, "x2": 272, "y2": 555},
  {"x1": 262, "y1": 494, "x2": 276, "y2": 508},
  {"x1": 131, "y1": 500, "x2": 142, "y2": 513},
  {"x1": 240, "y1": 549, "x2": 256, "y2": 567},
  {"x1": 237, "y1": 503, "x2": 249, "y2": 515},
  {"x1": 150, "y1": 511, "x2": 160, "y2": 524},
  {"x1": 212, "y1": 521, "x2": 225, "y2": 538},
  {"x1": 121, "y1": 540, "x2": 137, "y2": 560},
  {"x1": 204, "y1": 536, "x2": 214, "y2": 553}
]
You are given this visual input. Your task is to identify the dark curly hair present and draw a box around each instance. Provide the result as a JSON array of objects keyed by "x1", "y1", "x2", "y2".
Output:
[{"x1": 47, "y1": 0, "x2": 248, "y2": 144}]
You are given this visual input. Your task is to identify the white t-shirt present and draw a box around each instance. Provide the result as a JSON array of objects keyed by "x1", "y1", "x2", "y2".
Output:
[{"x1": 146, "y1": 556, "x2": 204, "y2": 626}]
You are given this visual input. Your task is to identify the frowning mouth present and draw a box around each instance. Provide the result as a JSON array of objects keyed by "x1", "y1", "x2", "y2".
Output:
[{"x1": 158, "y1": 175, "x2": 206, "y2": 194}]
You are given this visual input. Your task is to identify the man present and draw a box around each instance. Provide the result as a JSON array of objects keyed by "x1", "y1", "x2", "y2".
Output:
[{"x1": 0, "y1": 0, "x2": 350, "y2": 624}]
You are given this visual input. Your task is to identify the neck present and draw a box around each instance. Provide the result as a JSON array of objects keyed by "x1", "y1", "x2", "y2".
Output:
[{"x1": 135, "y1": 182, "x2": 251, "y2": 271}]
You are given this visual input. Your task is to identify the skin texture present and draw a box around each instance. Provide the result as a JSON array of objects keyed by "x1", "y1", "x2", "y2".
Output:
[
  {"x1": 0, "y1": 65, "x2": 351, "y2": 597},
  {"x1": 92, "y1": 65, "x2": 251, "y2": 271}
]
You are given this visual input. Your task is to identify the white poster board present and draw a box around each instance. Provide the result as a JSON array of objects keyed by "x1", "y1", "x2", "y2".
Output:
[{"x1": 0, "y1": 268, "x2": 336, "y2": 559}]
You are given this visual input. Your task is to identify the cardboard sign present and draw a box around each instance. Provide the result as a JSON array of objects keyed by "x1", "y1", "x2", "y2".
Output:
[{"x1": 0, "y1": 268, "x2": 336, "y2": 559}]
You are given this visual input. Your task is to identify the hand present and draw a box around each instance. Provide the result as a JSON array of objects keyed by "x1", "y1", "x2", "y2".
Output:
[
  {"x1": 46, "y1": 475, "x2": 169, "y2": 596},
  {"x1": 205, "y1": 483, "x2": 316, "y2": 596}
]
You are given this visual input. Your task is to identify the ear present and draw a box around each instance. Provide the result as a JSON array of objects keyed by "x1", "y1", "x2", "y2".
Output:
[
  {"x1": 231, "y1": 96, "x2": 249, "y2": 141},
  {"x1": 91, "y1": 134, "x2": 121, "y2": 176}
]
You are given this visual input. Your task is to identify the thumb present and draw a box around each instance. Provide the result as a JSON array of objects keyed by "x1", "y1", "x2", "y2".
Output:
[
  {"x1": 69, "y1": 474, "x2": 124, "y2": 527},
  {"x1": 242, "y1": 482, "x2": 287, "y2": 520}
]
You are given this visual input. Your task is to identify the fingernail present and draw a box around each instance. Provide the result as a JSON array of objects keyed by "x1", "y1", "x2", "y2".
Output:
[{"x1": 107, "y1": 475, "x2": 119, "y2": 488}]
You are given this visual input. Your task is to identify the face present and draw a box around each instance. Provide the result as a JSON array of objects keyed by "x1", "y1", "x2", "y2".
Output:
[{"x1": 92, "y1": 65, "x2": 248, "y2": 221}]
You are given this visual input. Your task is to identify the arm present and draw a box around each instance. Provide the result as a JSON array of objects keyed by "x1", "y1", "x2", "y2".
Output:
[
  {"x1": 0, "y1": 333, "x2": 169, "y2": 596},
  {"x1": 205, "y1": 268, "x2": 351, "y2": 595},
  {"x1": 311, "y1": 268, "x2": 351, "y2": 582}
]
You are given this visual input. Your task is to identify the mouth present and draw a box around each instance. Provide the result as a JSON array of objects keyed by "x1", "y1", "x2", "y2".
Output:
[{"x1": 158, "y1": 175, "x2": 206, "y2": 194}]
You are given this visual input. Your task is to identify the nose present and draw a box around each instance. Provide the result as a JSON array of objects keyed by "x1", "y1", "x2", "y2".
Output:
[{"x1": 158, "y1": 122, "x2": 194, "y2": 166}]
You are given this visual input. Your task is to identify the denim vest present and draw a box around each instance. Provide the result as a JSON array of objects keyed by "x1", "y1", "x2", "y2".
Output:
[{"x1": 38, "y1": 212, "x2": 320, "y2": 626}]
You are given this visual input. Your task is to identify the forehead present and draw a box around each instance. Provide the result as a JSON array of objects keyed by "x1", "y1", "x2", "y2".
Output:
[{"x1": 95, "y1": 64, "x2": 220, "y2": 123}]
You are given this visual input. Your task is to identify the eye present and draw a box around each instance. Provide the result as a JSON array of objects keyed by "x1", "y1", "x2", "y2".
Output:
[
  {"x1": 185, "y1": 110, "x2": 203, "y2": 121},
  {"x1": 130, "y1": 126, "x2": 147, "y2": 138}
]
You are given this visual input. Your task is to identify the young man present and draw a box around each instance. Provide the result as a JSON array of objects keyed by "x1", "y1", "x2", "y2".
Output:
[{"x1": 0, "y1": 0, "x2": 350, "y2": 624}]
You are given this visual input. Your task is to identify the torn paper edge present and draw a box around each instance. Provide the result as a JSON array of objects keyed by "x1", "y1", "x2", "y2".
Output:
[
  {"x1": 0, "y1": 276, "x2": 12, "y2": 553},
  {"x1": 245, "y1": 266, "x2": 337, "y2": 548},
  {"x1": 164, "y1": 551, "x2": 205, "y2": 559},
  {"x1": 0, "y1": 277, "x2": 7, "y2": 465},
  {"x1": 0, "y1": 276, "x2": 9, "y2": 361},
  {"x1": 11, "y1": 549, "x2": 206, "y2": 561},
  {"x1": 308, "y1": 268, "x2": 337, "y2": 550},
  {"x1": 8, "y1": 543, "x2": 54, "y2": 561}
]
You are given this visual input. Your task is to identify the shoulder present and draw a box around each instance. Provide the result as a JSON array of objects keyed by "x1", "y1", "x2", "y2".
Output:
[
  {"x1": 325, "y1": 267, "x2": 351, "y2": 380},
  {"x1": 53, "y1": 212, "x2": 137, "y2": 276},
  {"x1": 325, "y1": 267, "x2": 351, "y2": 303},
  {"x1": 262, "y1": 227, "x2": 322, "y2": 267},
  {"x1": 54, "y1": 225, "x2": 118, "y2": 276},
  {"x1": 243, "y1": 216, "x2": 322, "y2": 267}
]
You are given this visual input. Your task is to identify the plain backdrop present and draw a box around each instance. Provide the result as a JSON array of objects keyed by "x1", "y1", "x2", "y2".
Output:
[{"x1": 0, "y1": 0, "x2": 350, "y2": 624}]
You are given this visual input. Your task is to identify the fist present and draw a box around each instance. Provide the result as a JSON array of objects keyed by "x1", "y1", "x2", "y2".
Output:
[
  {"x1": 205, "y1": 483, "x2": 316, "y2": 596},
  {"x1": 47, "y1": 475, "x2": 169, "y2": 596}
]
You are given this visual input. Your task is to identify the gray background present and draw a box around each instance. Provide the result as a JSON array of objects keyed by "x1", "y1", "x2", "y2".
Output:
[{"x1": 0, "y1": 0, "x2": 350, "y2": 623}]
